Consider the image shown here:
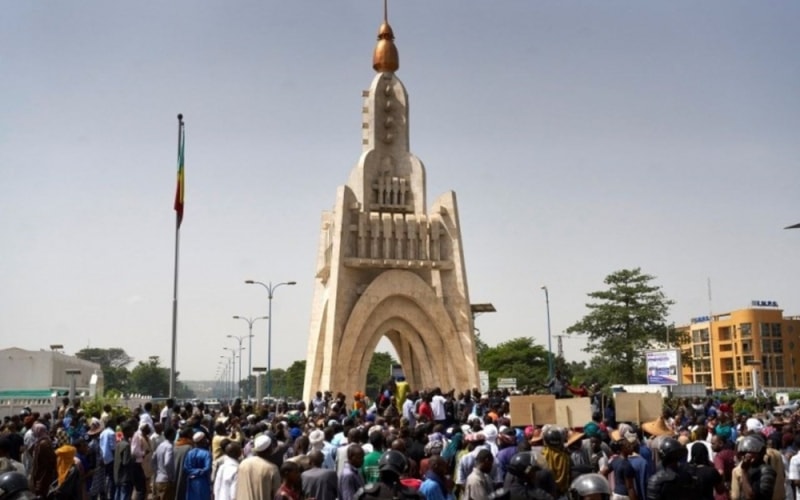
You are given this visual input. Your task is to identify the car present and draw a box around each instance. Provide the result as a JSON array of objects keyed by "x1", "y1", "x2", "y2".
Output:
[{"x1": 773, "y1": 400, "x2": 799, "y2": 417}]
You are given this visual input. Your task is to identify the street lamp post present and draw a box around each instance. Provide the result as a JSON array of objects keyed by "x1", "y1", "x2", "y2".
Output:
[
  {"x1": 233, "y1": 315, "x2": 268, "y2": 399},
  {"x1": 541, "y1": 286, "x2": 554, "y2": 379},
  {"x1": 223, "y1": 348, "x2": 236, "y2": 400},
  {"x1": 227, "y1": 334, "x2": 249, "y2": 399},
  {"x1": 245, "y1": 279, "x2": 297, "y2": 398}
]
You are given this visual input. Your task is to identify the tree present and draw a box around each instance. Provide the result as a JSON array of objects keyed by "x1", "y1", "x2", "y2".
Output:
[
  {"x1": 128, "y1": 356, "x2": 170, "y2": 397},
  {"x1": 366, "y1": 352, "x2": 396, "y2": 398},
  {"x1": 477, "y1": 337, "x2": 550, "y2": 390},
  {"x1": 75, "y1": 347, "x2": 133, "y2": 393},
  {"x1": 566, "y1": 268, "x2": 674, "y2": 384},
  {"x1": 284, "y1": 360, "x2": 306, "y2": 400},
  {"x1": 75, "y1": 348, "x2": 133, "y2": 368}
]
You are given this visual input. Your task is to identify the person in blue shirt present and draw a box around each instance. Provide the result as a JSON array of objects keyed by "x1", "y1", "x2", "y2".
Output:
[
  {"x1": 98, "y1": 418, "x2": 117, "y2": 499},
  {"x1": 183, "y1": 433, "x2": 212, "y2": 500},
  {"x1": 419, "y1": 456, "x2": 454, "y2": 500}
]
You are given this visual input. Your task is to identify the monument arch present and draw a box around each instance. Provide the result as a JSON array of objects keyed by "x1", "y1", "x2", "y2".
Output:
[{"x1": 302, "y1": 8, "x2": 478, "y2": 401}]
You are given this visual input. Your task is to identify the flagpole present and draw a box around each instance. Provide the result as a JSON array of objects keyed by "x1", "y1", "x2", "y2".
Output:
[{"x1": 170, "y1": 113, "x2": 184, "y2": 398}]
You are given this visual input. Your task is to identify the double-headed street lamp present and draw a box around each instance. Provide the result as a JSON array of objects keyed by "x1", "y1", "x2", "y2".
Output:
[
  {"x1": 244, "y1": 279, "x2": 297, "y2": 398},
  {"x1": 232, "y1": 315, "x2": 268, "y2": 399},
  {"x1": 227, "y1": 334, "x2": 250, "y2": 399},
  {"x1": 541, "y1": 286, "x2": 554, "y2": 379}
]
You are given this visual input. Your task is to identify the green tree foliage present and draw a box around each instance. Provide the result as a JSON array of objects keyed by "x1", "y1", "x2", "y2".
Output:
[
  {"x1": 75, "y1": 347, "x2": 132, "y2": 393},
  {"x1": 477, "y1": 337, "x2": 550, "y2": 391},
  {"x1": 129, "y1": 357, "x2": 169, "y2": 397},
  {"x1": 567, "y1": 268, "x2": 674, "y2": 384},
  {"x1": 366, "y1": 352, "x2": 396, "y2": 398},
  {"x1": 127, "y1": 356, "x2": 192, "y2": 398},
  {"x1": 285, "y1": 360, "x2": 306, "y2": 400}
]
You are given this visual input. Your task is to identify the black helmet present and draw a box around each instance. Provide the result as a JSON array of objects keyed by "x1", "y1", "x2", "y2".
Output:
[
  {"x1": 378, "y1": 450, "x2": 408, "y2": 475},
  {"x1": 0, "y1": 472, "x2": 33, "y2": 499},
  {"x1": 658, "y1": 437, "x2": 686, "y2": 462},
  {"x1": 544, "y1": 427, "x2": 564, "y2": 447},
  {"x1": 569, "y1": 473, "x2": 610, "y2": 500},
  {"x1": 507, "y1": 451, "x2": 537, "y2": 479}
]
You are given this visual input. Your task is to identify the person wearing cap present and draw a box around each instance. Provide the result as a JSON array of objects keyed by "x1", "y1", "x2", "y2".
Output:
[
  {"x1": 184, "y1": 432, "x2": 212, "y2": 500},
  {"x1": 236, "y1": 434, "x2": 280, "y2": 500}
]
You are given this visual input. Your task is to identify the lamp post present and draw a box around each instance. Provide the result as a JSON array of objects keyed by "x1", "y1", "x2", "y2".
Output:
[
  {"x1": 227, "y1": 334, "x2": 249, "y2": 399},
  {"x1": 244, "y1": 280, "x2": 297, "y2": 398},
  {"x1": 541, "y1": 286, "x2": 554, "y2": 379},
  {"x1": 233, "y1": 315, "x2": 268, "y2": 399},
  {"x1": 223, "y1": 347, "x2": 236, "y2": 400}
]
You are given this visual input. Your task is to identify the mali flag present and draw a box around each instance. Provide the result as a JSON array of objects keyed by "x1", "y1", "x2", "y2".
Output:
[{"x1": 174, "y1": 124, "x2": 185, "y2": 227}]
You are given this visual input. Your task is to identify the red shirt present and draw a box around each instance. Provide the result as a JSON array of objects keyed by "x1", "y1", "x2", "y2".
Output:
[{"x1": 418, "y1": 401, "x2": 433, "y2": 422}]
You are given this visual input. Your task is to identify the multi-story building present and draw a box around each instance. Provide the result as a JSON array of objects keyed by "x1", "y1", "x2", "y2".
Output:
[{"x1": 680, "y1": 302, "x2": 800, "y2": 390}]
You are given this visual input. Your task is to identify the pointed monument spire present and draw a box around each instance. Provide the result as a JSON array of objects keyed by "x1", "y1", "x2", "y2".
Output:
[{"x1": 373, "y1": 0, "x2": 399, "y2": 73}]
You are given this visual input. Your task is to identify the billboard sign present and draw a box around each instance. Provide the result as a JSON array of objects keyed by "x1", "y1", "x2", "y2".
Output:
[
  {"x1": 645, "y1": 350, "x2": 680, "y2": 385},
  {"x1": 479, "y1": 371, "x2": 489, "y2": 393}
]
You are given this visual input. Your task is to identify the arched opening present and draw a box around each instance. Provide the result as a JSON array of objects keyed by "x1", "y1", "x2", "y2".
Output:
[{"x1": 362, "y1": 337, "x2": 401, "y2": 399}]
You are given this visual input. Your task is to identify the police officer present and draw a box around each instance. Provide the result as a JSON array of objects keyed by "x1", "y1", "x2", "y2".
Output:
[
  {"x1": 731, "y1": 435, "x2": 776, "y2": 500},
  {"x1": 0, "y1": 471, "x2": 35, "y2": 500},
  {"x1": 645, "y1": 437, "x2": 694, "y2": 500},
  {"x1": 354, "y1": 450, "x2": 423, "y2": 500},
  {"x1": 504, "y1": 451, "x2": 555, "y2": 500},
  {"x1": 568, "y1": 473, "x2": 610, "y2": 500}
]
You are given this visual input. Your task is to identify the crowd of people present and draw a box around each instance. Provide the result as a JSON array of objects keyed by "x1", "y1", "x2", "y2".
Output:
[{"x1": 0, "y1": 383, "x2": 795, "y2": 500}]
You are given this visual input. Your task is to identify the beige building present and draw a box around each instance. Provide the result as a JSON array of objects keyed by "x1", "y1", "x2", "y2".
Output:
[
  {"x1": 680, "y1": 303, "x2": 800, "y2": 390},
  {"x1": 302, "y1": 10, "x2": 479, "y2": 401}
]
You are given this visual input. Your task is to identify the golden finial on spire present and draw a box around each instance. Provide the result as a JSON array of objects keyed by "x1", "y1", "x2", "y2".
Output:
[{"x1": 373, "y1": 0, "x2": 399, "y2": 73}]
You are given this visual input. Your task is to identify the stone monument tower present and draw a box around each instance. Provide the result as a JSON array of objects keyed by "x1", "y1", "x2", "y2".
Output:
[{"x1": 302, "y1": 7, "x2": 479, "y2": 402}]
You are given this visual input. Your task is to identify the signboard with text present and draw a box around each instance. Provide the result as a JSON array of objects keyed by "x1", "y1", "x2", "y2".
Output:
[{"x1": 645, "y1": 349, "x2": 680, "y2": 385}]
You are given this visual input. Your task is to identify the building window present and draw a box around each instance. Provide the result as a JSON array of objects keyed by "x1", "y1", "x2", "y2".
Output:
[
  {"x1": 772, "y1": 324, "x2": 782, "y2": 338},
  {"x1": 761, "y1": 323, "x2": 771, "y2": 337},
  {"x1": 736, "y1": 357, "x2": 742, "y2": 370},
  {"x1": 776, "y1": 357, "x2": 784, "y2": 370},
  {"x1": 740, "y1": 323, "x2": 752, "y2": 338},
  {"x1": 742, "y1": 341, "x2": 752, "y2": 353},
  {"x1": 762, "y1": 340, "x2": 772, "y2": 353},
  {"x1": 719, "y1": 344, "x2": 732, "y2": 352},
  {"x1": 737, "y1": 373, "x2": 743, "y2": 386},
  {"x1": 774, "y1": 340, "x2": 783, "y2": 353},
  {"x1": 777, "y1": 373, "x2": 785, "y2": 386},
  {"x1": 693, "y1": 329, "x2": 709, "y2": 343}
]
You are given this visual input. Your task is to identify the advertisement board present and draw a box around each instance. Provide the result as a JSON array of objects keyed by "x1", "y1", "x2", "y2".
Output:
[{"x1": 645, "y1": 350, "x2": 680, "y2": 385}]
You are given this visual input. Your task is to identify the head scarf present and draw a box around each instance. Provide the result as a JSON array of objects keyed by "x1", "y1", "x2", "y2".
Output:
[
  {"x1": 32, "y1": 422, "x2": 48, "y2": 440},
  {"x1": 56, "y1": 444, "x2": 77, "y2": 485}
]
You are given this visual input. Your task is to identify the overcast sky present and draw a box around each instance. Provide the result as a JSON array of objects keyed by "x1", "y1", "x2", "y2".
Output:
[{"x1": 1, "y1": 1, "x2": 798, "y2": 382}]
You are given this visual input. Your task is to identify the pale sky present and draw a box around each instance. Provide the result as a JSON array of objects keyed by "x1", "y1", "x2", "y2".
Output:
[{"x1": 1, "y1": 1, "x2": 798, "y2": 382}]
